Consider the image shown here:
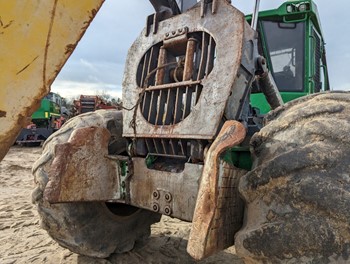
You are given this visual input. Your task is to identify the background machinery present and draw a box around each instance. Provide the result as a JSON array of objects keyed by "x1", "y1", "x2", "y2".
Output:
[
  {"x1": 73, "y1": 95, "x2": 117, "y2": 115},
  {"x1": 1, "y1": 0, "x2": 349, "y2": 263},
  {"x1": 16, "y1": 92, "x2": 67, "y2": 146}
]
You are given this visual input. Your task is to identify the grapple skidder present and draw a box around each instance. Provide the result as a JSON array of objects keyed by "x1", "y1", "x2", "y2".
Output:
[{"x1": 1, "y1": 0, "x2": 349, "y2": 263}]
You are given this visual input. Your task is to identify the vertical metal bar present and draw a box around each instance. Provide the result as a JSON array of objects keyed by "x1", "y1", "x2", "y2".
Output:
[
  {"x1": 200, "y1": 1, "x2": 205, "y2": 17},
  {"x1": 212, "y1": 0, "x2": 218, "y2": 14},
  {"x1": 179, "y1": 139, "x2": 187, "y2": 156},
  {"x1": 165, "y1": 89, "x2": 177, "y2": 125},
  {"x1": 156, "y1": 91, "x2": 163, "y2": 125},
  {"x1": 175, "y1": 38, "x2": 196, "y2": 122},
  {"x1": 173, "y1": 88, "x2": 184, "y2": 124},
  {"x1": 169, "y1": 139, "x2": 176, "y2": 155},
  {"x1": 145, "y1": 47, "x2": 154, "y2": 87},
  {"x1": 145, "y1": 46, "x2": 159, "y2": 123},
  {"x1": 153, "y1": 139, "x2": 159, "y2": 153},
  {"x1": 192, "y1": 85, "x2": 197, "y2": 108},
  {"x1": 182, "y1": 86, "x2": 188, "y2": 120},
  {"x1": 193, "y1": 46, "x2": 200, "y2": 82},
  {"x1": 161, "y1": 139, "x2": 170, "y2": 154},
  {"x1": 140, "y1": 52, "x2": 149, "y2": 88},
  {"x1": 152, "y1": 139, "x2": 161, "y2": 154},
  {"x1": 147, "y1": 91, "x2": 155, "y2": 122},
  {"x1": 251, "y1": 0, "x2": 260, "y2": 31},
  {"x1": 183, "y1": 38, "x2": 196, "y2": 81},
  {"x1": 155, "y1": 46, "x2": 167, "y2": 85},
  {"x1": 141, "y1": 52, "x2": 151, "y2": 116},
  {"x1": 164, "y1": 88, "x2": 171, "y2": 125},
  {"x1": 142, "y1": 48, "x2": 155, "y2": 122},
  {"x1": 205, "y1": 36, "x2": 215, "y2": 76},
  {"x1": 148, "y1": 90, "x2": 159, "y2": 123},
  {"x1": 153, "y1": 11, "x2": 158, "y2": 34},
  {"x1": 156, "y1": 90, "x2": 168, "y2": 125},
  {"x1": 197, "y1": 32, "x2": 208, "y2": 80},
  {"x1": 145, "y1": 139, "x2": 155, "y2": 153},
  {"x1": 154, "y1": 47, "x2": 167, "y2": 125},
  {"x1": 192, "y1": 42, "x2": 200, "y2": 108},
  {"x1": 182, "y1": 85, "x2": 193, "y2": 120},
  {"x1": 192, "y1": 32, "x2": 208, "y2": 106},
  {"x1": 195, "y1": 84, "x2": 203, "y2": 103}
]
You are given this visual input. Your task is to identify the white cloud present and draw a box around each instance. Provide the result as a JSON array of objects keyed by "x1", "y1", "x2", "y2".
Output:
[
  {"x1": 51, "y1": 80, "x2": 122, "y2": 100},
  {"x1": 80, "y1": 59, "x2": 98, "y2": 73}
]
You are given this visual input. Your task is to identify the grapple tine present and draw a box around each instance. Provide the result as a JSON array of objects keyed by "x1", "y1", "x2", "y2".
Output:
[{"x1": 187, "y1": 120, "x2": 246, "y2": 260}]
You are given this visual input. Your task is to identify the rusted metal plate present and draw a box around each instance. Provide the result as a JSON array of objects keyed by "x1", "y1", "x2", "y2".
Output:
[
  {"x1": 44, "y1": 127, "x2": 120, "y2": 203},
  {"x1": 187, "y1": 120, "x2": 246, "y2": 260},
  {"x1": 43, "y1": 125, "x2": 201, "y2": 221},
  {"x1": 123, "y1": 0, "x2": 254, "y2": 139},
  {"x1": 129, "y1": 158, "x2": 203, "y2": 221},
  {"x1": 0, "y1": 0, "x2": 104, "y2": 161}
]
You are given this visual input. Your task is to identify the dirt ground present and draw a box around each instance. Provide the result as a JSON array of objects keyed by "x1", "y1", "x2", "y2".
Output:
[{"x1": 0, "y1": 146, "x2": 244, "y2": 264}]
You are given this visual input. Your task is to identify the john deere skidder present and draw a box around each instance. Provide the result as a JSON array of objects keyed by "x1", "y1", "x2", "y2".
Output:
[{"x1": 1, "y1": 0, "x2": 346, "y2": 263}]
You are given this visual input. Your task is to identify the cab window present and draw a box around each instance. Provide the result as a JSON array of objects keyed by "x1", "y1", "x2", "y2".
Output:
[{"x1": 261, "y1": 21, "x2": 305, "y2": 92}]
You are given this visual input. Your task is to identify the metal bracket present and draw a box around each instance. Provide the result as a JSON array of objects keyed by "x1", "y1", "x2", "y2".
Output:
[
  {"x1": 163, "y1": 27, "x2": 189, "y2": 55},
  {"x1": 106, "y1": 155, "x2": 133, "y2": 202},
  {"x1": 146, "y1": 12, "x2": 159, "y2": 36},
  {"x1": 200, "y1": 0, "x2": 218, "y2": 17}
]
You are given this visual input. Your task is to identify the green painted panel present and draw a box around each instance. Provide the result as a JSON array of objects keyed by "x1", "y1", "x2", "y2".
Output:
[{"x1": 251, "y1": 92, "x2": 307, "y2": 114}]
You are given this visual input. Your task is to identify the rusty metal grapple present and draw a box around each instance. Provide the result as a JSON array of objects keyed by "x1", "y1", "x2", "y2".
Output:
[{"x1": 123, "y1": 0, "x2": 256, "y2": 152}]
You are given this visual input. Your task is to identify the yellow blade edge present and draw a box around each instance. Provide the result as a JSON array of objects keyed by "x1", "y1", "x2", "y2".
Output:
[{"x1": 0, "y1": 0, "x2": 104, "y2": 160}]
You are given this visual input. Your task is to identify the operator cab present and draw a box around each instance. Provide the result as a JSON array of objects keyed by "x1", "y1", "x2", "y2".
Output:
[{"x1": 249, "y1": 0, "x2": 330, "y2": 113}]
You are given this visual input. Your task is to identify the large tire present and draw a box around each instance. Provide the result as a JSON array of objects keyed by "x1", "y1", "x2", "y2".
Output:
[
  {"x1": 235, "y1": 92, "x2": 350, "y2": 263},
  {"x1": 32, "y1": 110, "x2": 161, "y2": 258}
]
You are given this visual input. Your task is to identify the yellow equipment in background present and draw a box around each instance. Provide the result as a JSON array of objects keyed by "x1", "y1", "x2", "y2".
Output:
[{"x1": 0, "y1": 0, "x2": 104, "y2": 161}]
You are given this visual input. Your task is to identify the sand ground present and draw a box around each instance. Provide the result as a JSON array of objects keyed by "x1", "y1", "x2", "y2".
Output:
[{"x1": 0, "y1": 146, "x2": 243, "y2": 264}]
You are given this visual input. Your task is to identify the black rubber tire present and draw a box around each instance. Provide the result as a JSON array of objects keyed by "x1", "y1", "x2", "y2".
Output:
[
  {"x1": 32, "y1": 110, "x2": 161, "y2": 258},
  {"x1": 235, "y1": 92, "x2": 350, "y2": 263}
]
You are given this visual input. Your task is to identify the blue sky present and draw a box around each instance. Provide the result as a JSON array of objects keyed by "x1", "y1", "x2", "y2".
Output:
[{"x1": 51, "y1": 0, "x2": 350, "y2": 99}]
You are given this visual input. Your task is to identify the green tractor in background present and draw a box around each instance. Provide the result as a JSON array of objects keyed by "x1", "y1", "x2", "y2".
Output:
[
  {"x1": 16, "y1": 92, "x2": 67, "y2": 146},
  {"x1": 20, "y1": 0, "x2": 348, "y2": 263}
]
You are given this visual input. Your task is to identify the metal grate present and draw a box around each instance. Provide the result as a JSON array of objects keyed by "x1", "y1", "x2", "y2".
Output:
[
  {"x1": 145, "y1": 138, "x2": 189, "y2": 159},
  {"x1": 136, "y1": 31, "x2": 216, "y2": 125}
]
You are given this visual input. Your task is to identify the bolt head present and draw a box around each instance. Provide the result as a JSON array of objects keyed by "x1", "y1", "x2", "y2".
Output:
[
  {"x1": 164, "y1": 206, "x2": 172, "y2": 216},
  {"x1": 152, "y1": 203, "x2": 159, "y2": 212},
  {"x1": 153, "y1": 190, "x2": 160, "y2": 200},
  {"x1": 165, "y1": 192, "x2": 172, "y2": 202}
]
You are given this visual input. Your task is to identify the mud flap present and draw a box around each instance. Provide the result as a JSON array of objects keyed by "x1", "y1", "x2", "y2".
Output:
[
  {"x1": 187, "y1": 120, "x2": 246, "y2": 260},
  {"x1": 44, "y1": 127, "x2": 121, "y2": 203}
]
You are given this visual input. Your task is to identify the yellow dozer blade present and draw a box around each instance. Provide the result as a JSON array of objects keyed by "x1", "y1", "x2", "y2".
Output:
[{"x1": 0, "y1": 0, "x2": 104, "y2": 161}]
